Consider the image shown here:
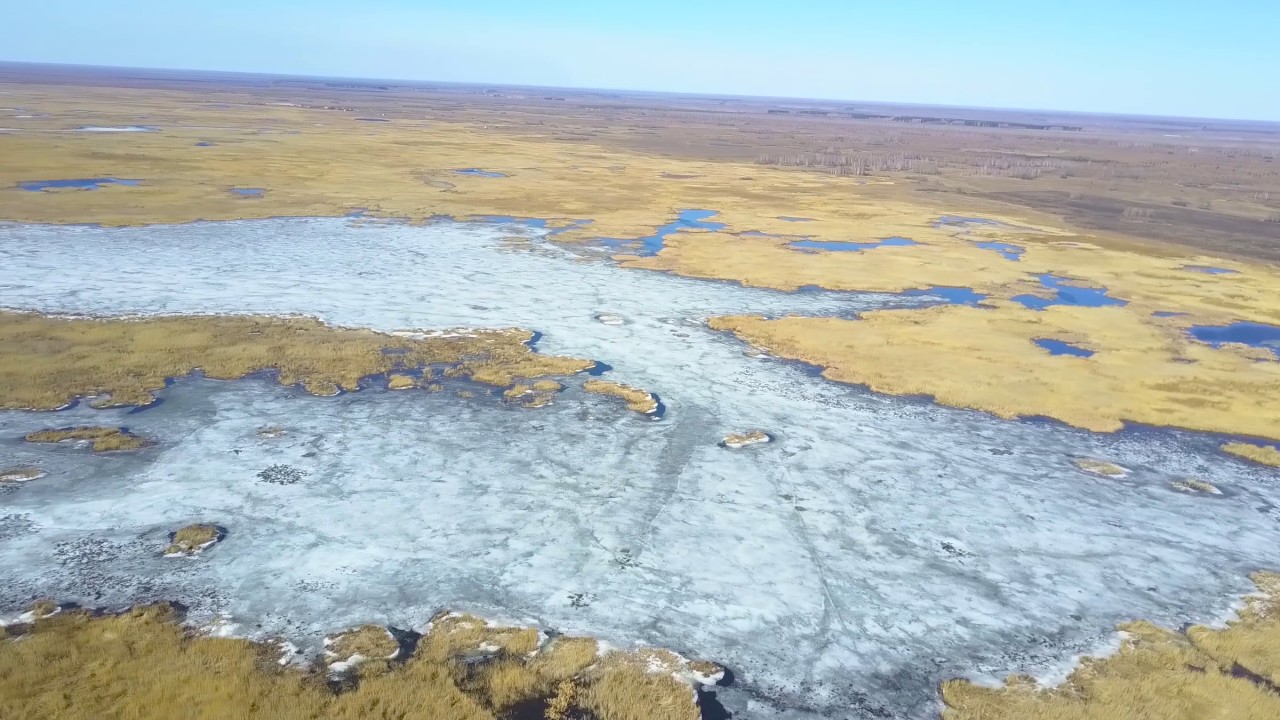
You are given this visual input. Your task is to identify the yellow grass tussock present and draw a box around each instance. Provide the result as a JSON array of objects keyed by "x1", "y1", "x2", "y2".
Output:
[
  {"x1": 0, "y1": 311, "x2": 593, "y2": 410},
  {"x1": 327, "y1": 625, "x2": 400, "y2": 661},
  {"x1": 1222, "y1": 442, "x2": 1280, "y2": 467},
  {"x1": 1072, "y1": 458, "x2": 1127, "y2": 477},
  {"x1": 942, "y1": 572, "x2": 1280, "y2": 720},
  {"x1": 386, "y1": 374, "x2": 416, "y2": 390},
  {"x1": 0, "y1": 466, "x2": 45, "y2": 483},
  {"x1": 23, "y1": 426, "x2": 148, "y2": 452},
  {"x1": 503, "y1": 380, "x2": 564, "y2": 408},
  {"x1": 583, "y1": 379, "x2": 660, "y2": 415},
  {"x1": 163, "y1": 524, "x2": 223, "y2": 556},
  {"x1": 1172, "y1": 478, "x2": 1221, "y2": 494},
  {"x1": 0, "y1": 606, "x2": 716, "y2": 720}
]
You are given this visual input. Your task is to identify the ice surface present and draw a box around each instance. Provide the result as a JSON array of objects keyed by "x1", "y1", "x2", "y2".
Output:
[{"x1": 1, "y1": 217, "x2": 1279, "y2": 719}]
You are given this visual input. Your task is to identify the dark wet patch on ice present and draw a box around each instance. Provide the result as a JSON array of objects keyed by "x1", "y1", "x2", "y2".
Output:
[
  {"x1": 934, "y1": 215, "x2": 997, "y2": 227},
  {"x1": 1188, "y1": 322, "x2": 1280, "y2": 358},
  {"x1": 1181, "y1": 265, "x2": 1238, "y2": 275},
  {"x1": 975, "y1": 240, "x2": 1025, "y2": 261},
  {"x1": 74, "y1": 125, "x2": 157, "y2": 132},
  {"x1": 1034, "y1": 339, "x2": 1095, "y2": 358},
  {"x1": 789, "y1": 236, "x2": 917, "y2": 252},
  {"x1": 455, "y1": 168, "x2": 507, "y2": 178},
  {"x1": 588, "y1": 361, "x2": 614, "y2": 376},
  {"x1": 1012, "y1": 274, "x2": 1127, "y2": 310},
  {"x1": 698, "y1": 688, "x2": 735, "y2": 720},
  {"x1": 901, "y1": 286, "x2": 988, "y2": 306},
  {"x1": 598, "y1": 209, "x2": 726, "y2": 256},
  {"x1": 18, "y1": 178, "x2": 141, "y2": 192}
]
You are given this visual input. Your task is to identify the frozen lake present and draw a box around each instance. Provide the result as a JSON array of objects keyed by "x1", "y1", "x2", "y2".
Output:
[{"x1": 1, "y1": 217, "x2": 1278, "y2": 719}]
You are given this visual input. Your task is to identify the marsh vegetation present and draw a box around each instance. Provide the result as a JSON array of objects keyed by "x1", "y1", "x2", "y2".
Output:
[
  {"x1": 0, "y1": 311, "x2": 592, "y2": 410},
  {"x1": 0, "y1": 605, "x2": 708, "y2": 720},
  {"x1": 23, "y1": 426, "x2": 148, "y2": 452}
]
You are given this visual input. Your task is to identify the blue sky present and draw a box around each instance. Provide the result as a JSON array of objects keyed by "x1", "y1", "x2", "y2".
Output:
[{"x1": 4, "y1": 1, "x2": 1278, "y2": 120}]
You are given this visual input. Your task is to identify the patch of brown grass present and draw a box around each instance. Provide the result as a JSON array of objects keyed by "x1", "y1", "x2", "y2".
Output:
[
  {"x1": 708, "y1": 308, "x2": 1280, "y2": 441},
  {"x1": 504, "y1": 380, "x2": 564, "y2": 408},
  {"x1": 0, "y1": 311, "x2": 593, "y2": 410},
  {"x1": 1072, "y1": 458, "x2": 1127, "y2": 477},
  {"x1": 386, "y1": 374, "x2": 416, "y2": 390},
  {"x1": 328, "y1": 625, "x2": 399, "y2": 660},
  {"x1": 578, "y1": 649, "x2": 699, "y2": 720},
  {"x1": 1172, "y1": 478, "x2": 1220, "y2": 494},
  {"x1": 23, "y1": 426, "x2": 148, "y2": 453},
  {"x1": 0, "y1": 605, "x2": 719, "y2": 720},
  {"x1": 0, "y1": 466, "x2": 44, "y2": 483},
  {"x1": 941, "y1": 572, "x2": 1280, "y2": 720},
  {"x1": 163, "y1": 524, "x2": 223, "y2": 556},
  {"x1": 1222, "y1": 442, "x2": 1280, "y2": 467},
  {"x1": 583, "y1": 379, "x2": 659, "y2": 415}
]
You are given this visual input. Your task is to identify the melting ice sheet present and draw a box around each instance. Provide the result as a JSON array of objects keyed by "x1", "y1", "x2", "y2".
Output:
[{"x1": 1, "y1": 217, "x2": 1279, "y2": 719}]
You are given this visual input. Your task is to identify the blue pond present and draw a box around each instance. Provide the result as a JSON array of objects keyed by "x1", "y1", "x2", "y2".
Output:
[
  {"x1": 231, "y1": 187, "x2": 265, "y2": 198},
  {"x1": 902, "y1": 286, "x2": 988, "y2": 306},
  {"x1": 1153, "y1": 311, "x2": 1189, "y2": 318},
  {"x1": 976, "y1": 241, "x2": 1025, "y2": 261},
  {"x1": 455, "y1": 169, "x2": 507, "y2": 178},
  {"x1": 600, "y1": 209, "x2": 726, "y2": 256},
  {"x1": 1034, "y1": 338, "x2": 1095, "y2": 358},
  {"x1": 1181, "y1": 265, "x2": 1238, "y2": 275},
  {"x1": 1012, "y1": 274, "x2": 1127, "y2": 310},
  {"x1": 790, "y1": 236, "x2": 918, "y2": 252},
  {"x1": 18, "y1": 178, "x2": 141, "y2": 192},
  {"x1": 195, "y1": 141, "x2": 215, "y2": 147},
  {"x1": 778, "y1": 216, "x2": 813, "y2": 222},
  {"x1": 935, "y1": 215, "x2": 997, "y2": 227},
  {"x1": 1189, "y1": 322, "x2": 1280, "y2": 357}
]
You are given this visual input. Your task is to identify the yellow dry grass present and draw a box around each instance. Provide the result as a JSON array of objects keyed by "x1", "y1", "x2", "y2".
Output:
[
  {"x1": 708, "y1": 307, "x2": 1280, "y2": 440},
  {"x1": 0, "y1": 466, "x2": 44, "y2": 483},
  {"x1": 23, "y1": 426, "x2": 148, "y2": 452},
  {"x1": 578, "y1": 649, "x2": 699, "y2": 720},
  {"x1": 583, "y1": 379, "x2": 659, "y2": 415},
  {"x1": 28, "y1": 600, "x2": 58, "y2": 619},
  {"x1": 328, "y1": 625, "x2": 399, "y2": 661},
  {"x1": 0, "y1": 606, "x2": 711, "y2": 720},
  {"x1": 1222, "y1": 442, "x2": 1280, "y2": 468},
  {"x1": 503, "y1": 380, "x2": 564, "y2": 408},
  {"x1": 1172, "y1": 478, "x2": 1221, "y2": 494},
  {"x1": 0, "y1": 311, "x2": 593, "y2": 410},
  {"x1": 1073, "y1": 459, "x2": 1127, "y2": 477},
  {"x1": 386, "y1": 374, "x2": 416, "y2": 390},
  {"x1": 164, "y1": 524, "x2": 222, "y2": 556},
  {"x1": 943, "y1": 572, "x2": 1280, "y2": 720}
]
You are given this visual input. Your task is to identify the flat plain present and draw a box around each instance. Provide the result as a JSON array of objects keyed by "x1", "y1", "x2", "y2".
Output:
[{"x1": 1, "y1": 62, "x2": 1279, "y2": 720}]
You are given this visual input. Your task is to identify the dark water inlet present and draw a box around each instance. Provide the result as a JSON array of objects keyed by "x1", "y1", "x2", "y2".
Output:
[
  {"x1": 599, "y1": 209, "x2": 727, "y2": 256},
  {"x1": 902, "y1": 286, "x2": 988, "y2": 306},
  {"x1": 1189, "y1": 322, "x2": 1280, "y2": 357},
  {"x1": 455, "y1": 169, "x2": 508, "y2": 178},
  {"x1": 1034, "y1": 339, "x2": 1095, "y2": 358},
  {"x1": 1012, "y1": 274, "x2": 1127, "y2": 310},
  {"x1": 1181, "y1": 265, "x2": 1238, "y2": 275},
  {"x1": 975, "y1": 240, "x2": 1025, "y2": 261},
  {"x1": 790, "y1": 236, "x2": 917, "y2": 252},
  {"x1": 18, "y1": 178, "x2": 141, "y2": 192}
]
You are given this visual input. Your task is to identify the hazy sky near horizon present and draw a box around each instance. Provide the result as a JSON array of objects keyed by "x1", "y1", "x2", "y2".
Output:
[{"x1": 5, "y1": 1, "x2": 1278, "y2": 120}]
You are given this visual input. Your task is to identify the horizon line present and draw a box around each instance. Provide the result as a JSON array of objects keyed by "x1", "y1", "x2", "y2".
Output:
[{"x1": 3, "y1": 59, "x2": 1279, "y2": 127}]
